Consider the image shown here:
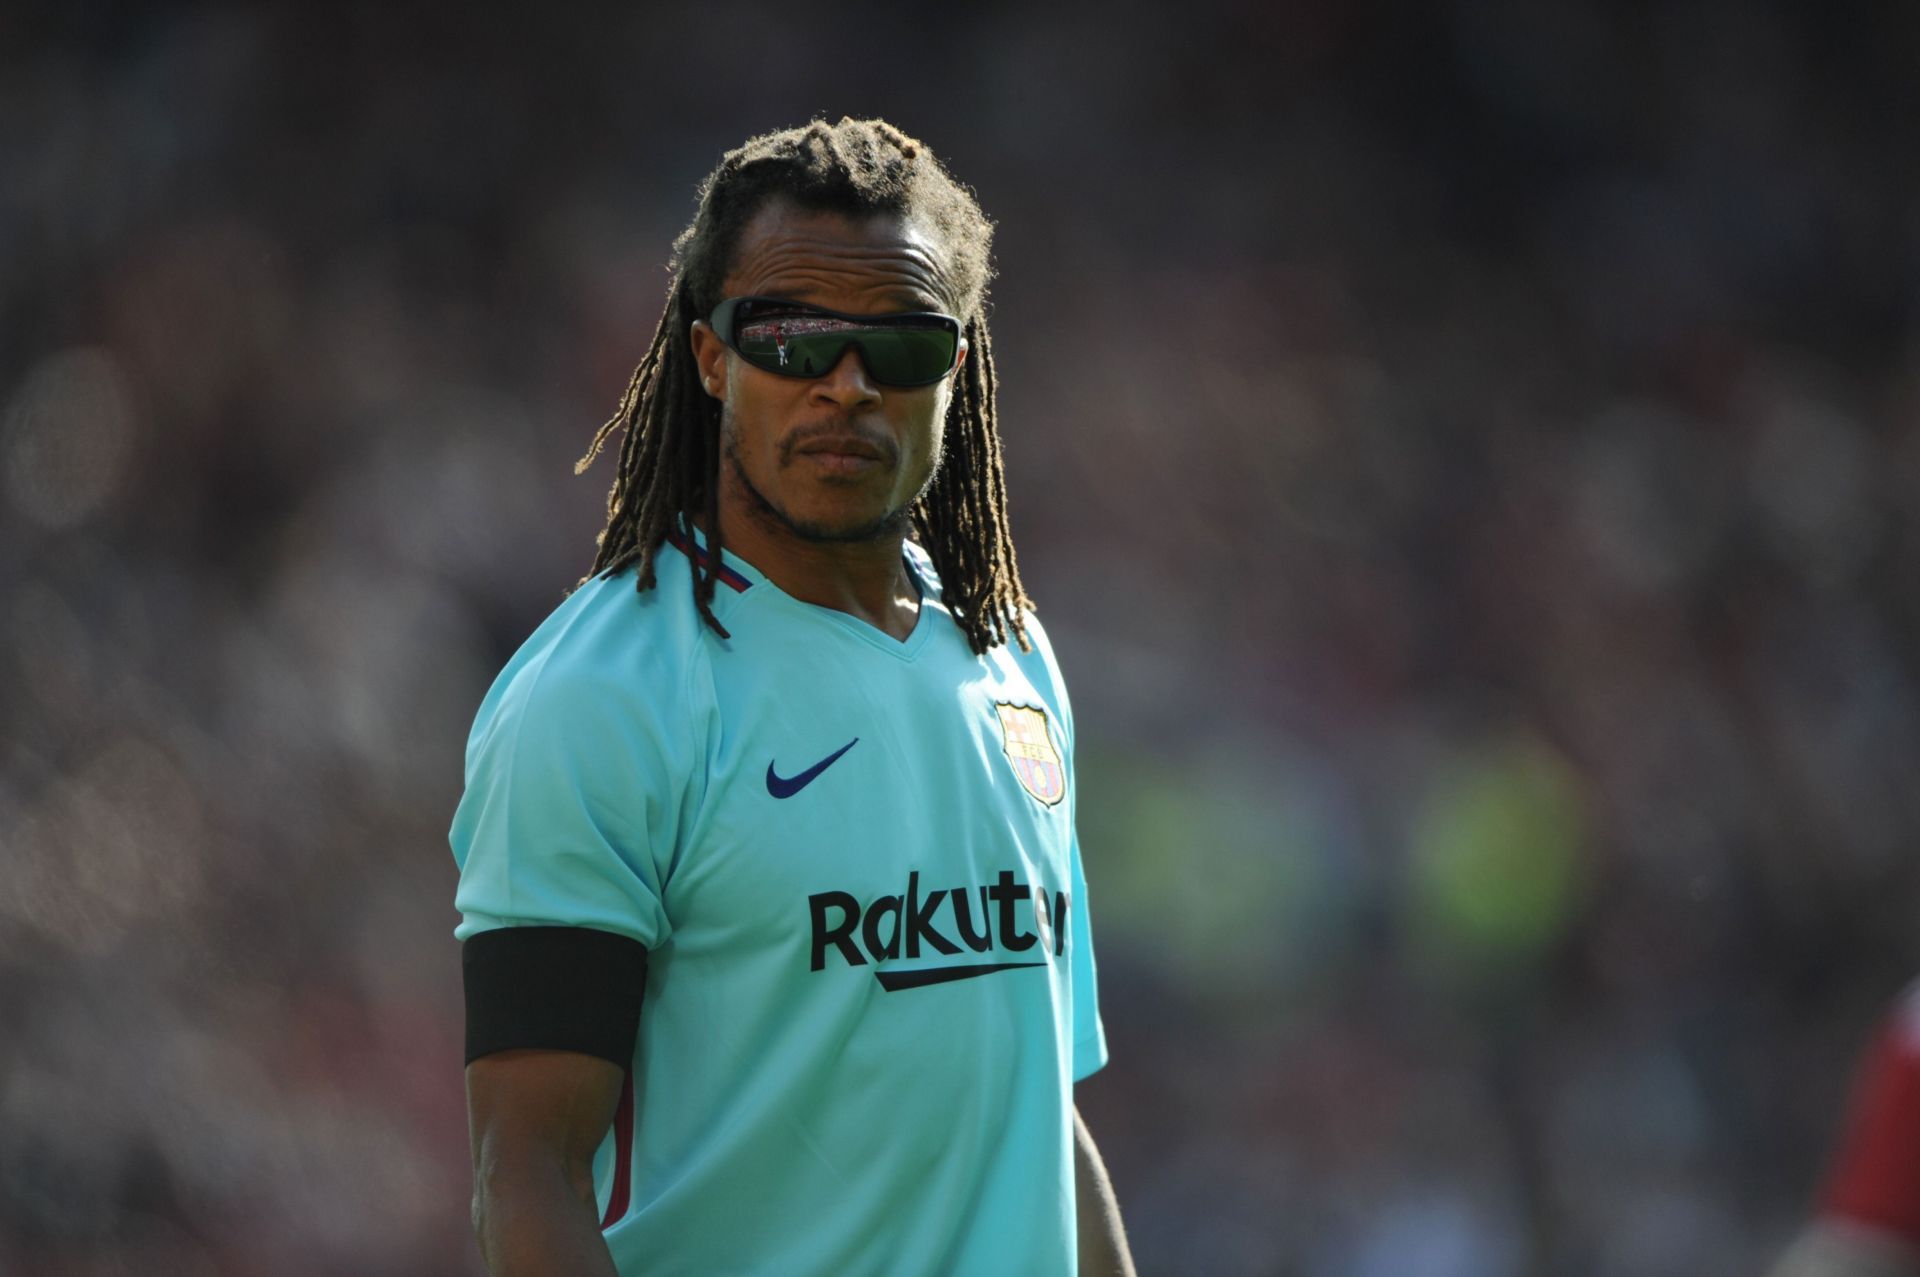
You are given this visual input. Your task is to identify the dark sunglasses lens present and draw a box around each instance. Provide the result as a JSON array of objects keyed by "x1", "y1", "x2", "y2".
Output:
[
  {"x1": 766, "y1": 332, "x2": 850, "y2": 378},
  {"x1": 849, "y1": 328, "x2": 958, "y2": 385},
  {"x1": 733, "y1": 313, "x2": 956, "y2": 385},
  {"x1": 733, "y1": 320, "x2": 807, "y2": 369}
]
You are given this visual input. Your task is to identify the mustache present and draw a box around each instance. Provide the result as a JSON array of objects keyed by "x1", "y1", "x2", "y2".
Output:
[{"x1": 777, "y1": 420, "x2": 900, "y2": 466}]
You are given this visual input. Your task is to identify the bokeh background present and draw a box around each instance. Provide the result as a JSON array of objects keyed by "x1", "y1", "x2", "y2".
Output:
[{"x1": 5, "y1": 2, "x2": 1920, "y2": 1273}]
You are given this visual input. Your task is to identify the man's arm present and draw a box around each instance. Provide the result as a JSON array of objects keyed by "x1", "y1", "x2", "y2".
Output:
[
  {"x1": 466, "y1": 1048, "x2": 625, "y2": 1277},
  {"x1": 1074, "y1": 1106, "x2": 1137, "y2": 1277}
]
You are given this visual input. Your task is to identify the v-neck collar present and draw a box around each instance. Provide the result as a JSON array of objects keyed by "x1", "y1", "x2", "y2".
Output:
[{"x1": 672, "y1": 521, "x2": 938, "y2": 662}]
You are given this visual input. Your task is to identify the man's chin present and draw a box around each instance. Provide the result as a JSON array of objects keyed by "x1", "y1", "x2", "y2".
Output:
[
  {"x1": 774, "y1": 501, "x2": 914, "y2": 544},
  {"x1": 724, "y1": 445, "x2": 920, "y2": 544}
]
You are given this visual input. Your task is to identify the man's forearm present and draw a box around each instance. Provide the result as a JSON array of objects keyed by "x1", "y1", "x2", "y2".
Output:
[
  {"x1": 1073, "y1": 1107, "x2": 1137, "y2": 1277},
  {"x1": 473, "y1": 1154, "x2": 620, "y2": 1277}
]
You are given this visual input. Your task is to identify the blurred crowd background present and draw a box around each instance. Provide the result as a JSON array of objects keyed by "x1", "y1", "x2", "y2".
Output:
[{"x1": 5, "y1": 2, "x2": 1920, "y2": 1273}]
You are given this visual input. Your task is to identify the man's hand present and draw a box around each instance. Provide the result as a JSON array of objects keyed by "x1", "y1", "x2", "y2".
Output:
[
  {"x1": 1074, "y1": 1106, "x2": 1137, "y2": 1277},
  {"x1": 466, "y1": 1048, "x2": 626, "y2": 1277}
]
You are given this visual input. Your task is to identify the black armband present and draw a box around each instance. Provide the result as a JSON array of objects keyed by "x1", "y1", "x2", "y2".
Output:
[{"x1": 462, "y1": 926, "x2": 649, "y2": 1067}]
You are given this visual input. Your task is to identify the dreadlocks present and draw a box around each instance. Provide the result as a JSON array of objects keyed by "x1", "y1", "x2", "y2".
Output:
[{"x1": 575, "y1": 117, "x2": 1032, "y2": 655}]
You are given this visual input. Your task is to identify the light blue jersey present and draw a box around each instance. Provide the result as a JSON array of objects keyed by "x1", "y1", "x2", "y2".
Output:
[{"x1": 450, "y1": 526, "x2": 1107, "y2": 1276}]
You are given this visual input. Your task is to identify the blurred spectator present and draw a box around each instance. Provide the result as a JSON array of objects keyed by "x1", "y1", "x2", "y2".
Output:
[{"x1": 1769, "y1": 981, "x2": 1920, "y2": 1277}]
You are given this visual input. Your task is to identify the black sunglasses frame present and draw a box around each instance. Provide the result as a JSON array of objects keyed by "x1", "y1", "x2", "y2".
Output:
[{"x1": 706, "y1": 296, "x2": 964, "y2": 388}]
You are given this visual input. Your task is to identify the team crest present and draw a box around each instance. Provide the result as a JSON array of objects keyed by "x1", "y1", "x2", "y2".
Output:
[{"x1": 994, "y1": 703, "x2": 1065, "y2": 807}]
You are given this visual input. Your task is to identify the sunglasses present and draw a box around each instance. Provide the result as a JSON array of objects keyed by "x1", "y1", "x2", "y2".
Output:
[{"x1": 707, "y1": 296, "x2": 963, "y2": 388}]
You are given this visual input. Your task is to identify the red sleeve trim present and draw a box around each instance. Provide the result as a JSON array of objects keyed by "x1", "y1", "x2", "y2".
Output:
[{"x1": 600, "y1": 1072, "x2": 636, "y2": 1229}]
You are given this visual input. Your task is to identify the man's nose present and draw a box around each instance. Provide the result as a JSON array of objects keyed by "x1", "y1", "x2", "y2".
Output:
[{"x1": 806, "y1": 346, "x2": 881, "y2": 410}]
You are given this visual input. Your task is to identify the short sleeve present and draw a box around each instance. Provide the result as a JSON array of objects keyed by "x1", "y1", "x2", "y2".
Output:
[
  {"x1": 449, "y1": 650, "x2": 691, "y2": 949},
  {"x1": 1021, "y1": 614, "x2": 1113, "y2": 1083},
  {"x1": 1031, "y1": 615, "x2": 1108, "y2": 1082},
  {"x1": 1069, "y1": 826, "x2": 1109, "y2": 1082}
]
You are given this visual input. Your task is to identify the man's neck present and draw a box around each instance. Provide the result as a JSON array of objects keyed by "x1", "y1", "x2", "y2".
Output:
[{"x1": 701, "y1": 506, "x2": 921, "y2": 641}]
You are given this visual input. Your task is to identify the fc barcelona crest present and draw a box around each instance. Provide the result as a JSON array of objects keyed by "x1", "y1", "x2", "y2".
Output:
[{"x1": 994, "y1": 702, "x2": 1065, "y2": 806}]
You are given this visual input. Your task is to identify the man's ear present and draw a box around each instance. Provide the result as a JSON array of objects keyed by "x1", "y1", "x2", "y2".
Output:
[
  {"x1": 689, "y1": 319, "x2": 728, "y2": 401},
  {"x1": 954, "y1": 336, "x2": 969, "y2": 373}
]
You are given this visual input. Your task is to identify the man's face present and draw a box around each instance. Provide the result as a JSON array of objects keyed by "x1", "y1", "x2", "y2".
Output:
[{"x1": 690, "y1": 200, "x2": 968, "y2": 543}]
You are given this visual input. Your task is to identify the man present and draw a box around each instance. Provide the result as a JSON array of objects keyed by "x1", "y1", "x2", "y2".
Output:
[
  {"x1": 449, "y1": 118, "x2": 1135, "y2": 1276},
  {"x1": 1769, "y1": 981, "x2": 1920, "y2": 1277}
]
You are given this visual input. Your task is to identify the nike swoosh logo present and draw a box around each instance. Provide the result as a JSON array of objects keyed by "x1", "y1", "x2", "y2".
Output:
[
  {"x1": 766, "y1": 738, "x2": 859, "y2": 799},
  {"x1": 874, "y1": 962, "x2": 1047, "y2": 992}
]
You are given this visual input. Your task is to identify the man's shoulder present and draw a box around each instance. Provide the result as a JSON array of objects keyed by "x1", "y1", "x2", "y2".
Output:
[
  {"x1": 1006, "y1": 604, "x2": 1066, "y2": 685},
  {"x1": 482, "y1": 556, "x2": 718, "y2": 733},
  {"x1": 904, "y1": 541, "x2": 1063, "y2": 669}
]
